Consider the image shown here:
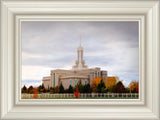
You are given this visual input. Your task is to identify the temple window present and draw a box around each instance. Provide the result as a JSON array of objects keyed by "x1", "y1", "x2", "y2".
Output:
[
  {"x1": 70, "y1": 80, "x2": 72, "y2": 85},
  {"x1": 85, "y1": 81, "x2": 87, "y2": 85},
  {"x1": 75, "y1": 81, "x2": 77, "y2": 86}
]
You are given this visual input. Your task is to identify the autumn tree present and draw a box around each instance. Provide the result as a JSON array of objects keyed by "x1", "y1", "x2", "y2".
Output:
[
  {"x1": 54, "y1": 86, "x2": 59, "y2": 93},
  {"x1": 91, "y1": 77, "x2": 105, "y2": 93},
  {"x1": 91, "y1": 77, "x2": 102, "y2": 86},
  {"x1": 105, "y1": 77, "x2": 117, "y2": 92},
  {"x1": 128, "y1": 81, "x2": 139, "y2": 93},
  {"x1": 74, "y1": 86, "x2": 80, "y2": 98},
  {"x1": 91, "y1": 83, "x2": 98, "y2": 93},
  {"x1": 116, "y1": 81, "x2": 125, "y2": 93},
  {"x1": 32, "y1": 88, "x2": 38, "y2": 99}
]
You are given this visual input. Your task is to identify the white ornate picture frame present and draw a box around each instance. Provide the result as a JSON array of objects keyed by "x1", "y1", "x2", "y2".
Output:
[{"x1": 0, "y1": 0, "x2": 159, "y2": 119}]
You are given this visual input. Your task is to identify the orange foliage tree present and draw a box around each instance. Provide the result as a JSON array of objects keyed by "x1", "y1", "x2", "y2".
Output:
[
  {"x1": 128, "y1": 81, "x2": 139, "y2": 93},
  {"x1": 105, "y1": 77, "x2": 117, "y2": 90},
  {"x1": 54, "y1": 86, "x2": 59, "y2": 93},
  {"x1": 91, "y1": 77, "x2": 105, "y2": 93}
]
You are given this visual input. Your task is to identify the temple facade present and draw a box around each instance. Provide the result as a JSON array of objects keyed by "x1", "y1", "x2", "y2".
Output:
[{"x1": 42, "y1": 36, "x2": 107, "y2": 89}]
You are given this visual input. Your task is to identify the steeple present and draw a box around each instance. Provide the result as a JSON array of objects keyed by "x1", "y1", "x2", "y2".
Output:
[
  {"x1": 80, "y1": 33, "x2": 81, "y2": 46},
  {"x1": 72, "y1": 34, "x2": 88, "y2": 70},
  {"x1": 78, "y1": 33, "x2": 83, "y2": 51}
]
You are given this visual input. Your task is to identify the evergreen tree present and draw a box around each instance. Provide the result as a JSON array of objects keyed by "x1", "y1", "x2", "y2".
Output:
[
  {"x1": 28, "y1": 85, "x2": 33, "y2": 90},
  {"x1": 41, "y1": 84, "x2": 45, "y2": 89},
  {"x1": 110, "y1": 81, "x2": 125, "y2": 93},
  {"x1": 41, "y1": 84, "x2": 46, "y2": 93},
  {"x1": 77, "y1": 80, "x2": 84, "y2": 93},
  {"x1": 68, "y1": 85, "x2": 73, "y2": 93},
  {"x1": 59, "y1": 83, "x2": 65, "y2": 93},
  {"x1": 37, "y1": 85, "x2": 42, "y2": 92},
  {"x1": 97, "y1": 79, "x2": 106, "y2": 93},
  {"x1": 83, "y1": 84, "x2": 92, "y2": 93},
  {"x1": 47, "y1": 86, "x2": 50, "y2": 92},
  {"x1": 64, "y1": 89, "x2": 69, "y2": 93},
  {"x1": 50, "y1": 87, "x2": 55, "y2": 94},
  {"x1": 22, "y1": 85, "x2": 27, "y2": 93},
  {"x1": 101, "y1": 87, "x2": 106, "y2": 93},
  {"x1": 28, "y1": 85, "x2": 34, "y2": 94},
  {"x1": 37, "y1": 84, "x2": 46, "y2": 93},
  {"x1": 116, "y1": 81, "x2": 125, "y2": 93}
]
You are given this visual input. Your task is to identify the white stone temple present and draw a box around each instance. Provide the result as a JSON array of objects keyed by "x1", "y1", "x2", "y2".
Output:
[{"x1": 42, "y1": 35, "x2": 107, "y2": 89}]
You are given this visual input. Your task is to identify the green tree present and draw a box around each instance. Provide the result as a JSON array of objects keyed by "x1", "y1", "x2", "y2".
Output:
[
  {"x1": 97, "y1": 79, "x2": 106, "y2": 93},
  {"x1": 83, "y1": 84, "x2": 92, "y2": 93},
  {"x1": 28, "y1": 85, "x2": 33, "y2": 90},
  {"x1": 110, "y1": 85, "x2": 117, "y2": 93},
  {"x1": 41, "y1": 84, "x2": 46, "y2": 93},
  {"x1": 41, "y1": 84, "x2": 45, "y2": 89},
  {"x1": 59, "y1": 83, "x2": 65, "y2": 93},
  {"x1": 37, "y1": 84, "x2": 46, "y2": 93},
  {"x1": 68, "y1": 85, "x2": 73, "y2": 93},
  {"x1": 47, "y1": 86, "x2": 50, "y2": 92},
  {"x1": 101, "y1": 87, "x2": 106, "y2": 93},
  {"x1": 37, "y1": 85, "x2": 42, "y2": 92},
  {"x1": 28, "y1": 85, "x2": 34, "y2": 94},
  {"x1": 50, "y1": 87, "x2": 55, "y2": 94},
  {"x1": 77, "y1": 80, "x2": 84, "y2": 93}
]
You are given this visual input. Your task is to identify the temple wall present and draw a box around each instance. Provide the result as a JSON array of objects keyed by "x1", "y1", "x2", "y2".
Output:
[
  {"x1": 42, "y1": 68, "x2": 107, "y2": 89},
  {"x1": 43, "y1": 80, "x2": 50, "y2": 89},
  {"x1": 60, "y1": 78, "x2": 89, "y2": 90}
]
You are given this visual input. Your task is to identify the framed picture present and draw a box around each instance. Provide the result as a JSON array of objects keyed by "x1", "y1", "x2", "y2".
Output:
[{"x1": 0, "y1": 0, "x2": 159, "y2": 120}]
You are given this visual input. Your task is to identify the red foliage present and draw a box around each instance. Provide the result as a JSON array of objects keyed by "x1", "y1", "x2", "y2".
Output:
[
  {"x1": 32, "y1": 88, "x2": 38, "y2": 99},
  {"x1": 74, "y1": 86, "x2": 80, "y2": 98},
  {"x1": 128, "y1": 81, "x2": 139, "y2": 93},
  {"x1": 136, "y1": 83, "x2": 139, "y2": 93}
]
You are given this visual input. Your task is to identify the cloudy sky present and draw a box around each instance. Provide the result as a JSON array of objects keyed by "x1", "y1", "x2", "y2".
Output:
[{"x1": 21, "y1": 21, "x2": 139, "y2": 88}]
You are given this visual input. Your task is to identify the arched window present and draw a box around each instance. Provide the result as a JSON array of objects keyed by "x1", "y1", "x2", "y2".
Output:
[
  {"x1": 85, "y1": 81, "x2": 87, "y2": 85},
  {"x1": 75, "y1": 81, "x2": 77, "y2": 86},
  {"x1": 70, "y1": 80, "x2": 72, "y2": 85}
]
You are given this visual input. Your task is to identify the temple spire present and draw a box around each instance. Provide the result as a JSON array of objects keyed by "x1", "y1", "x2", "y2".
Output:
[
  {"x1": 72, "y1": 34, "x2": 88, "y2": 69},
  {"x1": 80, "y1": 33, "x2": 81, "y2": 46}
]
